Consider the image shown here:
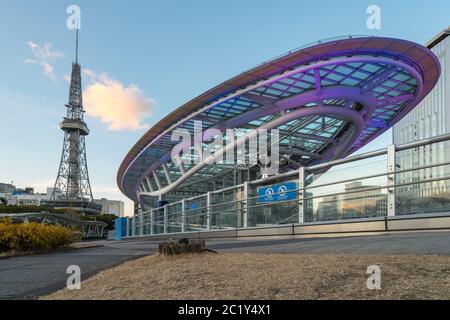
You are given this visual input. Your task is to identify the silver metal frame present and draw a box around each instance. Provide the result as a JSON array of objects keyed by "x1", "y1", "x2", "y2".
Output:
[{"x1": 125, "y1": 133, "x2": 450, "y2": 238}]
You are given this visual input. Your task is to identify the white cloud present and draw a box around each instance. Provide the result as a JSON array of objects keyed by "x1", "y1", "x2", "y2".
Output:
[
  {"x1": 24, "y1": 41, "x2": 64, "y2": 81},
  {"x1": 83, "y1": 69, "x2": 155, "y2": 131},
  {"x1": 63, "y1": 74, "x2": 71, "y2": 82}
]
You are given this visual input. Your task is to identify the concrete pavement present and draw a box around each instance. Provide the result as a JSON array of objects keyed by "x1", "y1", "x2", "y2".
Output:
[{"x1": 1, "y1": 231, "x2": 450, "y2": 299}]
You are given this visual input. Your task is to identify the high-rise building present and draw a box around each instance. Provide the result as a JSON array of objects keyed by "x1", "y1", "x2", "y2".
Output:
[
  {"x1": 93, "y1": 198, "x2": 125, "y2": 217},
  {"x1": 316, "y1": 181, "x2": 387, "y2": 220},
  {"x1": 393, "y1": 27, "x2": 450, "y2": 214},
  {"x1": 0, "y1": 183, "x2": 15, "y2": 194}
]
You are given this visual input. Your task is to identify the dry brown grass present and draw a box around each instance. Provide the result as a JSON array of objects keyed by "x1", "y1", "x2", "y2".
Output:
[{"x1": 43, "y1": 253, "x2": 450, "y2": 300}]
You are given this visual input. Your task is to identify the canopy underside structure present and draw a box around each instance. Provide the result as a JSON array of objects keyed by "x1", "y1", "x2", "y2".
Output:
[{"x1": 117, "y1": 36, "x2": 440, "y2": 203}]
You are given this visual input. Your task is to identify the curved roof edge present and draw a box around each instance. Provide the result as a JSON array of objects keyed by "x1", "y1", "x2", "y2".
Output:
[{"x1": 117, "y1": 35, "x2": 441, "y2": 202}]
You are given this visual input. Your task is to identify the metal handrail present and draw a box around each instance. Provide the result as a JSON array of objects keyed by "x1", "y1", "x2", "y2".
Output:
[
  {"x1": 137, "y1": 160, "x2": 450, "y2": 221},
  {"x1": 136, "y1": 172, "x2": 450, "y2": 223},
  {"x1": 128, "y1": 133, "x2": 450, "y2": 237}
]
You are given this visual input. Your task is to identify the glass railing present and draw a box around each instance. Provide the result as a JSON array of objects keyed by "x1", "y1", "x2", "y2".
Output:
[{"x1": 127, "y1": 133, "x2": 450, "y2": 238}]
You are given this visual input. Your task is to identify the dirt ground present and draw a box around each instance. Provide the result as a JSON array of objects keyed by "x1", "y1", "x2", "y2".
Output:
[{"x1": 42, "y1": 253, "x2": 450, "y2": 300}]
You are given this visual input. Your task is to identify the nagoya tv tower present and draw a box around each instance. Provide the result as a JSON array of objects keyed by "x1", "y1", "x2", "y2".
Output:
[{"x1": 44, "y1": 28, "x2": 101, "y2": 215}]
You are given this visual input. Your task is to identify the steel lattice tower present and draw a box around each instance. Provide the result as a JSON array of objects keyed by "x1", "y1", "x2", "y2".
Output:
[{"x1": 44, "y1": 30, "x2": 101, "y2": 215}]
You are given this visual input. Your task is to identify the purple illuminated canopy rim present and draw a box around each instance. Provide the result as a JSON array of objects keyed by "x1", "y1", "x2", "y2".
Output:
[{"x1": 117, "y1": 35, "x2": 441, "y2": 202}]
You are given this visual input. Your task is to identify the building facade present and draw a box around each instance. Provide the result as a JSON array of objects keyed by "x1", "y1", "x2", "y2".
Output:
[
  {"x1": 93, "y1": 198, "x2": 125, "y2": 217},
  {"x1": 1, "y1": 187, "x2": 50, "y2": 207},
  {"x1": 316, "y1": 181, "x2": 387, "y2": 221},
  {"x1": 0, "y1": 183, "x2": 15, "y2": 194},
  {"x1": 0, "y1": 186, "x2": 62, "y2": 208},
  {"x1": 7, "y1": 193, "x2": 49, "y2": 207},
  {"x1": 393, "y1": 27, "x2": 450, "y2": 214}
]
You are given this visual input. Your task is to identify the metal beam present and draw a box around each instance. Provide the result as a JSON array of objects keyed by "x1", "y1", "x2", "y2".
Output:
[
  {"x1": 163, "y1": 204, "x2": 168, "y2": 234},
  {"x1": 178, "y1": 160, "x2": 187, "y2": 175},
  {"x1": 241, "y1": 123, "x2": 333, "y2": 143},
  {"x1": 387, "y1": 144, "x2": 396, "y2": 216},
  {"x1": 278, "y1": 146, "x2": 321, "y2": 159},
  {"x1": 153, "y1": 170, "x2": 162, "y2": 189},
  {"x1": 181, "y1": 199, "x2": 186, "y2": 233},
  {"x1": 145, "y1": 176, "x2": 154, "y2": 192},
  {"x1": 298, "y1": 167, "x2": 306, "y2": 224},
  {"x1": 161, "y1": 163, "x2": 173, "y2": 184},
  {"x1": 314, "y1": 68, "x2": 322, "y2": 95},
  {"x1": 243, "y1": 182, "x2": 249, "y2": 228},
  {"x1": 376, "y1": 93, "x2": 415, "y2": 107},
  {"x1": 241, "y1": 92, "x2": 277, "y2": 105},
  {"x1": 143, "y1": 104, "x2": 364, "y2": 197},
  {"x1": 206, "y1": 192, "x2": 211, "y2": 230},
  {"x1": 122, "y1": 55, "x2": 424, "y2": 201},
  {"x1": 362, "y1": 66, "x2": 398, "y2": 92}
]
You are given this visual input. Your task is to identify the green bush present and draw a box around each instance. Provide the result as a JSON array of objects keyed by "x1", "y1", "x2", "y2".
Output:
[
  {"x1": 0, "y1": 220, "x2": 75, "y2": 253},
  {"x1": 0, "y1": 204, "x2": 66, "y2": 214}
]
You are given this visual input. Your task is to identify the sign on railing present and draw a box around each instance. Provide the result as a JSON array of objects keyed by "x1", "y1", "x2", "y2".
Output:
[{"x1": 257, "y1": 182, "x2": 297, "y2": 203}]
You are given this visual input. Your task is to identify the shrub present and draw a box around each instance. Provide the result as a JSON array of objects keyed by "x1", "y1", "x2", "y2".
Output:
[
  {"x1": 0, "y1": 220, "x2": 74, "y2": 253},
  {"x1": 0, "y1": 204, "x2": 66, "y2": 214}
]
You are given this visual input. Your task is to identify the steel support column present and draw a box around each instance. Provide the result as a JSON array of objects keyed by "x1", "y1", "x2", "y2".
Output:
[
  {"x1": 181, "y1": 199, "x2": 186, "y2": 233},
  {"x1": 153, "y1": 171, "x2": 162, "y2": 190},
  {"x1": 145, "y1": 176, "x2": 154, "y2": 192},
  {"x1": 161, "y1": 163, "x2": 173, "y2": 184},
  {"x1": 243, "y1": 181, "x2": 249, "y2": 228},
  {"x1": 298, "y1": 167, "x2": 306, "y2": 224},
  {"x1": 150, "y1": 209, "x2": 154, "y2": 235},
  {"x1": 206, "y1": 192, "x2": 212, "y2": 230},
  {"x1": 387, "y1": 144, "x2": 396, "y2": 216},
  {"x1": 164, "y1": 204, "x2": 168, "y2": 234}
]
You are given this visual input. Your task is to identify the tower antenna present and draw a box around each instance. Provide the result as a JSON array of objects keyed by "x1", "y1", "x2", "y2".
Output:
[{"x1": 75, "y1": 27, "x2": 79, "y2": 64}]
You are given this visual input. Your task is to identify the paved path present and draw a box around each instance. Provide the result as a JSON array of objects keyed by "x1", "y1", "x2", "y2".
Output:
[
  {"x1": 0, "y1": 243, "x2": 154, "y2": 299},
  {"x1": 1, "y1": 231, "x2": 450, "y2": 299},
  {"x1": 208, "y1": 231, "x2": 450, "y2": 255}
]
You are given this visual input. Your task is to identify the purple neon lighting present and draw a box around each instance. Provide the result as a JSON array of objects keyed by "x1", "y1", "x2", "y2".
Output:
[{"x1": 117, "y1": 36, "x2": 441, "y2": 202}]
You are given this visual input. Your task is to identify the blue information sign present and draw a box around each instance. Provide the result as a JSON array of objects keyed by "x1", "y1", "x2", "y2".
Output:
[{"x1": 257, "y1": 182, "x2": 298, "y2": 203}]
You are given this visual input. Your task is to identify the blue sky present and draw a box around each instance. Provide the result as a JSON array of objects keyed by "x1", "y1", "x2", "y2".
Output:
[{"x1": 0, "y1": 0, "x2": 448, "y2": 215}]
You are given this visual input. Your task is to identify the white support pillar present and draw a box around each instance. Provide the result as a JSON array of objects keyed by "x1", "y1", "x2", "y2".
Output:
[
  {"x1": 161, "y1": 163, "x2": 173, "y2": 184},
  {"x1": 181, "y1": 199, "x2": 186, "y2": 233},
  {"x1": 150, "y1": 209, "x2": 154, "y2": 235},
  {"x1": 387, "y1": 144, "x2": 396, "y2": 216},
  {"x1": 145, "y1": 176, "x2": 154, "y2": 192},
  {"x1": 132, "y1": 217, "x2": 136, "y2": 237},
  {"x1": 206, "y1": 192, "x2": 212, "y2": 230},
  {"x1": 139, "y1": 213, "x2": 144, "y2": 236},
  {"x1": 153, "y1": 171, "x2": 162, "y2": 190},
  {"x1": 298, "y1": 167, "x2": 306, "y2": 224},
  {"x1": 179, "y1": 160, "x2": 186, "y2": 175},
  {"x1": 164, "y1": 204, "x2": 168, "y2": 234},
  {"x1": 243, "y1": 181, "x2": 249, "y2": 228}
]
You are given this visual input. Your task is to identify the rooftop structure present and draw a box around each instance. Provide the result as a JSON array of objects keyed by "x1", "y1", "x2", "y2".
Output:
[{"x1": 118, "y1": 36, "x2": 441, "y2": 208}]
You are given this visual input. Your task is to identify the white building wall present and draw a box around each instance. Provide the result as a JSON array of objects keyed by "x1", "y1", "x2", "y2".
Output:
[
  {"x1": 93, "y1": 198, "x2": 125, "y2": 217},
  {"x1": 7, "y1": 193, "x2": 50, "y2": 206}
]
